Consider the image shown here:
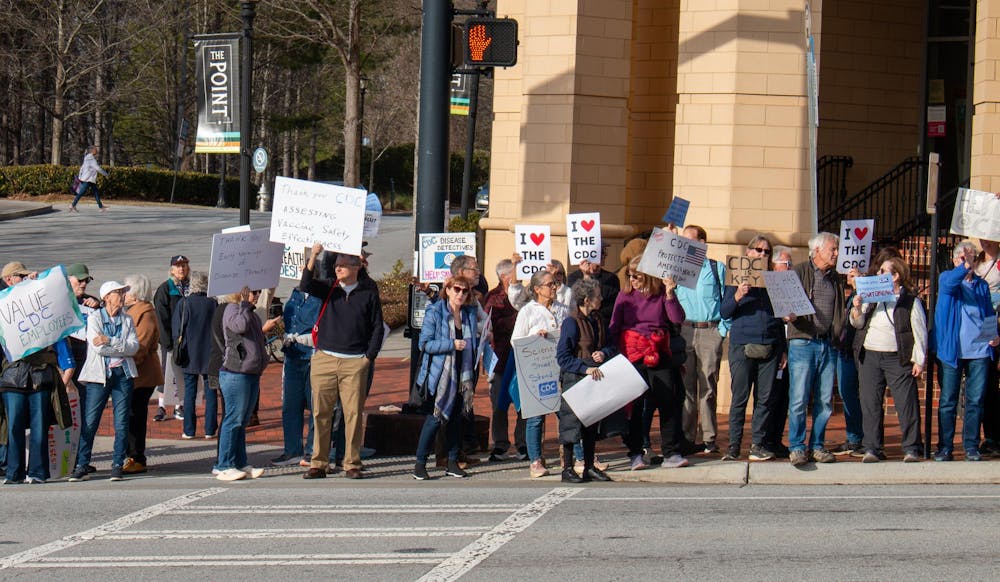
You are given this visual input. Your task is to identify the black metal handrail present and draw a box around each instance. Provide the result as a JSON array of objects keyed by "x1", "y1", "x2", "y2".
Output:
[
  {"x1": 818, "y1": 156, "x2": 927, "y2": 235},
  {"x1": 817, "y1": 155, "x2": 853, "y2": 222}
]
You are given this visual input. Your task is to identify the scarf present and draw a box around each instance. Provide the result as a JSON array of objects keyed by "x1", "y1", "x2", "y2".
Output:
[
  {"x1": 433, "y1": 307, "x2": 476, "y2": 421},
  {"x1": 100, "y1": 308, "x2": 125, "y2": 376}
]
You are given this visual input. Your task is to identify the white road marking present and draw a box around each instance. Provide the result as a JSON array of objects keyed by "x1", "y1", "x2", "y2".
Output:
[
  {"x1": 569, "y1": 494, "x2": 1000, "y2": 501},
  {"x1": 20, "y1": 553, "x2": 450, "y2": 568},
  {"x1": 103, "y1": 526, "x2": 490, "y2": 539},
  {"x1": 0, "y1": 488, "x2": 225, "y2": 570},
  {"x1": 171, "y1": 503, "x2": 522, "y2": 514},
  {"x1": 417, "y1": 487, "x2": 580, "y2": 582}
]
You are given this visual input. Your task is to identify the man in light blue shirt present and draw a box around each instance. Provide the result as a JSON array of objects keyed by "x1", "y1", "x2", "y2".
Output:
[{"x1": 675, "y1": 225, "x2": 731, "y2": 453}]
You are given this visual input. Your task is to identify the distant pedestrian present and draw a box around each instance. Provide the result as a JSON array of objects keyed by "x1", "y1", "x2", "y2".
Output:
[{"x1": 71, "y1": 145, "x2": 109, "y2": 213}]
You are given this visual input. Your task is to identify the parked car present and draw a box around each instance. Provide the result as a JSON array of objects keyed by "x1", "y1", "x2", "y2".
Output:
[{"x1": 474, "y1": 184, "x2": 489, "y2": 214}]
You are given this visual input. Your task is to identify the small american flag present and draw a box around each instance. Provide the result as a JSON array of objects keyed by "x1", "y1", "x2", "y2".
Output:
[{"x1": 684, "y1": 243, "x2": 707, "y2": 268}]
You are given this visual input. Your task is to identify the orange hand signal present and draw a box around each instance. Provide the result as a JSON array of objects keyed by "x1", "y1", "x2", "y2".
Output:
[{"x1": 468, "y1": 24, "x2": 492, "y2": 61}]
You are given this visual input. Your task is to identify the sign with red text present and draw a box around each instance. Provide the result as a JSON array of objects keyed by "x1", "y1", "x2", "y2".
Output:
[
  {"x1": 854, "y1": 274, "x2": 896, "y2": 304},
  {"x1": 636, "y1": 227, "x2": 706, "y2": 289},
  {"x1": 514, "y1": 225, "x2": 551, "y2": 280},
  {"x1": 565, "y1": 213, "x2": 601, "y2": 266},
  {"x1": 418, "y1": 233, "x2": 477, "y2": 283},
  {"x1": 0, "y1": 265, "x2": 84, "y2": 362},
  {"x1": 838, "y1": 219, "x2": 875, "y2": 274}
]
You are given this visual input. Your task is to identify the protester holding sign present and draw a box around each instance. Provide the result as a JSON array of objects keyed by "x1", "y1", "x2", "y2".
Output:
[
  {"x1": 609, "y1": 256, "x2": 687, "y2": 470},
  {"x1": 849, "y1": 257, "x2": 926, "y2": 463},
  {"x1": 933, "y1": 241, "x2": 1000, "y2": 462},
  {"x1": 973, "y1": 238, "x2": 1000, "y2": 457},
  {"x1": 71, "y1": 281, "x2": 139, "y2": 482},
  {"x1": 0, "y1": 262, "x2": 75, "y2": 485}
]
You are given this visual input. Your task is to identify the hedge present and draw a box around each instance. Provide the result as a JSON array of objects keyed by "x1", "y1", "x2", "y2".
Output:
[{"x1": 0, "y1": 164, "x2": 240, "y2": 207}]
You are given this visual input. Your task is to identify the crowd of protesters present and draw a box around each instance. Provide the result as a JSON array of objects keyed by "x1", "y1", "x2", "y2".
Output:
[{"x1": 1, "y1": 225, "x2": 998, "y2": 485}]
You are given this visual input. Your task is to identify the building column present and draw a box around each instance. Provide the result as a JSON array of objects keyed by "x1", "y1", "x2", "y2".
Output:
[{"x1": 972, "y1": 0, "x2": 1000, "y2": 192}]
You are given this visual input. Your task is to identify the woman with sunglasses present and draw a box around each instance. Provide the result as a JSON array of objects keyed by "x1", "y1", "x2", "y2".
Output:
[
  {"x1": 413, "y1": 275, "x2": 485, "y2": 479},
  {"x1": 512, "y1": 270, "x2": 572, "y2": 478},
  {"x1": 609, "y1": 256, "x2": 687, "y2": 470}
]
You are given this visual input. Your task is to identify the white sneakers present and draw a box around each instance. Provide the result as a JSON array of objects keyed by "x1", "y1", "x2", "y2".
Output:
[
  {"x1": 216, "y1": 468, "x2": 247, "y2": 481},
  {"x1": 241, "y1": 466, "x2": 264, "y2": 479}
]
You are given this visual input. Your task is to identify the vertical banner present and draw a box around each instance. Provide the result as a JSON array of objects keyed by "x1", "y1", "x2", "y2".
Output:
[
  {"x1": 450, "y1": 73, "x2": 471, "y2": 116},
  {"x1": 194, "y1": 34, "x2": 241, "y2": 154},
  {"x1": 565, "y1": 213, "x2": 601, "y2": 265},
  {"x1": 514, "y1": 225, "x2": 551, "y2": 280}
]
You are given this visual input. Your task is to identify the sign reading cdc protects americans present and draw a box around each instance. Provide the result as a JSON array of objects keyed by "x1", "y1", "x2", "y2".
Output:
[{"x1": 419, "y1": 233, "x2": 476, "y2": 283}]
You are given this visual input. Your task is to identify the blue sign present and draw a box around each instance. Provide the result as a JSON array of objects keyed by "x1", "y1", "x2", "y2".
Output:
[{"x1": 662, "y1": 196, "x2": 690, "y2": 227}]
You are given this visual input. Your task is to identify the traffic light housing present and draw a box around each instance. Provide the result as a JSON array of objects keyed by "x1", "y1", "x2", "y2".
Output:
[{"x1": 463, "y1": 18, "x2": 518, "y2": 68}]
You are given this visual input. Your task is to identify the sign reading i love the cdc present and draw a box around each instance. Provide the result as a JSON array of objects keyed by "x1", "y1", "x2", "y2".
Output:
[{"x1": 0, "y1": 265, "x2": 84, "y2": 362}]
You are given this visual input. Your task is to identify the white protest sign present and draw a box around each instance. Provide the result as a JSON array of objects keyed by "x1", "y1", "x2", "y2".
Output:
[
  {"x1": 565, "y1": 213, "x2": 602, "y2": 266},
  {"x1": 854, "y1": 274, "x2": 896, "y2": 304},
  {"x1": 270, "y1": 176, "x2": 366, "y2": 255},
  {"x1": 514, "y1": 225, "x2": 552, "y2": 280},
  {"x1": 763, "y1": 270, "x2": 816, "y2": 317},
  {"x1": 476, "y1": 309, "x2": 492, "y2": 369},
  {"x1": 280, "y1": 245, "x2": 308, "y2": 280},
  {"x1": 950, "y1": 187, "x2": 1000, "y2": 241},
  {"x1": 208, "y1": 228, "x2": 285, "y2": 297},
  {"x1": 838, "y1": 219, "x2": 875, "y2": 274},
  {"x1": 0, "y1": 265, "x2": 84, "y2": 362},
  {"x1": 562, "y1": 354, "x2": 648, "y2": 426},
  {"x1": 973, "y1": 317, "x2": 999, "y2": 345},
  {"x1": 512, "y1": 333, "x2": 561, "y2": 419},
  {"x1": 725, "y1": 255, "x2": 767, "y2": 287},
  {"x1": 364, "y1": 192, "x2": 382, "y2": 238},
  {"x1": 636, "y1": 227, "x2": 706, "y2": 289},
  {"x1": 418, "y1": 232, "x2": 477, "y2": 283},
  {"x1": 48, "y1": 392, "x2": 81, "y2": 478}
]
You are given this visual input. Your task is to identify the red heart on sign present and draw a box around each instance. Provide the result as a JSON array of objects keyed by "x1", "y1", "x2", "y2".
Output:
[
  {"x1": 854, "y1": 227, "x2": 869, "y2": 240},
  {"x1": 580, "y1": 220, "x2": 595, "y2": 232},
  {"x1": 530, "y1": 233, "x2": 545, "y2": 246}
]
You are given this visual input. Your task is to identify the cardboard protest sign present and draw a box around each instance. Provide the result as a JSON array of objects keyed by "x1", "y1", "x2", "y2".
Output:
[
  {"x1": 950, "y1": 187, "x2": 1000, "y2": 241},
  {"x1": 514, "y1": 225, "x2": 552, "y2": 280},
  {"x1": 364, "y1": 192, "x2": 382, "y2": 238},
  {"x1": 725, "y1": 255, "x2": 767, "y2": 287},
  {"x1": 208, "y1": 228, "x2": 285, "y2": 297},
  {"x1": 854, "y1": 274, "x2": 896, "y2": 304},
  {"x1": 49, "y1": 392, "x2": 81, "y2": 479},
  {"x1": 562, "y1": 354, "x2": 648, "y2": 426},
  {"x1": 418, "y1": 233, "x2": 476, "y2": 283},
  {"x1": 762, "y1": 270, "x2": 816, "y2": 317},
  {"x1": 0, "y1": 265, "x2": 84, "y2": 362},
  {"x1": 270, "y1": 176, "x2": 366, "y2": 255},
  {"x1": 512, "y1": 333, "x2": 561, "y2": 419},
  {"x1": 838, "y1": 219, "x2": 875, "y2": 274},
  {"x1": 636, "y1": 227, "x2": 706, "y2": 289},
  {"x1": 566, "y1": 213, "x2": 601, "y2": 266},
  {"x1": 662, "y1": 196, "x2": 690, "y2": 227}
]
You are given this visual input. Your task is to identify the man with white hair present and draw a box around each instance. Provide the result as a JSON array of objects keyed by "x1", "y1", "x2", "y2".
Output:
[{"x1": 785, "y1": 232, "x2": 846, "y2": 466}]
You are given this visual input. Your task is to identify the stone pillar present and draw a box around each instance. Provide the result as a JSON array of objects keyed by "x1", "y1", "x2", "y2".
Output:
[{"x1": 972, "y1": 0, "x2": 1000, "y2": 192}]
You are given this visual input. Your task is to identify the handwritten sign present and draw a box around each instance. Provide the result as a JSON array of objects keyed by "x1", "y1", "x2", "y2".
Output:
[
  {"x1": 636, "y1": 227, "x2": 706, "y2": 289},
  {"x1": 364, "y1": 192, "x2": 382, "y2": 238},
  {"x1": 566, "y1": 213, "x2": 601, "y2": 266},
  {"x1": 270, "y1": 176, "x2": 366, "y2": 255},
  {"x1": 950, "y1": 187, "x2": 1000, "y2": 241},
  {"x1": 973, "y1": 317, "x2": 999, "y2": 345},
  {"x1": 512, "y1": 333, "x2": 561, "y2": 419},
  {"x1": 854, "y1": 274, "x2": 896, "y2": 304},
  {"x1": 662, "y1": 196, "x2": 690, "y2": 227},
  {"x1": 725, "y1": 255, "x2": 766, "y2": 287},
  {"x1": 514, "y1": 225, "x2": 552, "y2": 280},
  {"x1": 763, "y1": 270, "x2": 816, "y2": 317},
  {"x1": 0, "y1": 265, "x2": 84, "y2": 362},
  {"x1": 418, "y1": 233, "x2": 476, "y2": 283},
  {"x1": 562, "y1": 354, "x2": 648, "y2": 426},
  {"x1": 49, "y1": 392, "x2": 81, "y2": 478},
  {"x1": 838, "y1": 219, "x2": 875, "y2": 274},
  {"x1": 208, "y1": 228, "x2": 285, "y2": 297}
]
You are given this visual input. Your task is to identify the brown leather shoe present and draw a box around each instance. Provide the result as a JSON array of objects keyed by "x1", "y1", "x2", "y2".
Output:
[
  {"x1": 345, "y1": 468, "x2": 363, "y2": 479},
  {"x1": 302, "y1": 468, "x2": 326, "y2": 479}
]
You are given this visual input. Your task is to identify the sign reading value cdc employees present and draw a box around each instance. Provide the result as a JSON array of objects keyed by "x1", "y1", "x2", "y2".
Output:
[
  {"x1": 0, "y1": 265, "x2": 84, "y2": 362},
  {"x1": 270, "y1": 176, "x2": 366, "y2": 256},
  {"x1": 418, "y1": 232, "x2": 476, "y2": 283}
]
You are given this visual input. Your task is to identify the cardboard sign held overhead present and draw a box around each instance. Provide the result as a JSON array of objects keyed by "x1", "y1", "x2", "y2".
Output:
[
  {"x1": 418, "y1": 233, "x2": 477, "y2": 283},
  {"x1": 270, "y1": 177, "x2": 366, "y2": 256},
  {"x1": 0, "y1": 265, "x2": 84, "y2": 362},
  {"x1": 662, "y1": 196, "x2": 690, "y2": 227},
  {"x1": 838, "y1": 219, "x2": 875, "y2": 274},
  {"x1": 725, "y1": 255, "x2": 767, "y2": 287},
  {"x1": 514, "y1": 225, "x2": 552, "y2": 280},
  {"x1": 636, "y1": 227, "x2": 706, "y2": 289},
  {"x1": 565, "y1": 213, "x2": 601, "y2": 266}
]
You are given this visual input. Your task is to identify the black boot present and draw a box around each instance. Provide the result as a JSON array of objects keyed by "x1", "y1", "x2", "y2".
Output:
[
  {"x1": 560, "y1": 446, "x2": 583, "y2": 483},
  {"x1": 413, "y1": 462, "x2": 429, "y2": 480},
  {"x1": 445, "y1": 460, "x2": 468, "y2": 478},
  {"x1": 584, "y1": 467, "x2": 612, "y2": 482}
]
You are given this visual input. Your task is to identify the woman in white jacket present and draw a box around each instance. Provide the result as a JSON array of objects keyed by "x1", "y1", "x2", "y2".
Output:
[{"x1": 69, "y1": 281, "x2": 139, "y2": 482}]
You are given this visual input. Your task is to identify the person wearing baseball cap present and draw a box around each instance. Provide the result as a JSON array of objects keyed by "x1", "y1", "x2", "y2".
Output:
[
  {"x1": 152, "y1": 255, "x2": 191, "y2": 422},
  {"x1": 63, "y1": 263, "x2": 102, "y2": 476}
]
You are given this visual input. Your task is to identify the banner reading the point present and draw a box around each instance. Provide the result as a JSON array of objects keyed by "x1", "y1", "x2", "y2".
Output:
[
  {"x1": 0, "y1": 265, "x2": 84, "y2": 362},
  {"x1": 270, "y1": 177, "x2": 366, "y2": 256},
  {"x1": 565, "y1": 213, "x2": 601, "y2": 266},
  {"x1": 514, "y1": 225, "x2": 551, "y2": 279},
  {"x1": 418, "y1": 233, "x2": 477, "y2": 283}
]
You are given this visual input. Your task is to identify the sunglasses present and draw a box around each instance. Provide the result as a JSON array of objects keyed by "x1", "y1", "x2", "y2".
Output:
[
  {"x1": 628, "y1": 272, "x2": 643, "y2": 279},
  {"x1": 538, "y1": 282, "x2": 558, "y2": 288},
  {"x1": 752, "y1": 247, "x2": 772, "y2": 255},
  {"x1": 450, "y1": 287, "x2": 470, "y2": 294}
]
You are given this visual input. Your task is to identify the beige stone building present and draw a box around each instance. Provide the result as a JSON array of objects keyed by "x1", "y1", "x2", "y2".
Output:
[{"x1": 478, "y1": 0, "x2": 982, "y2": 410}]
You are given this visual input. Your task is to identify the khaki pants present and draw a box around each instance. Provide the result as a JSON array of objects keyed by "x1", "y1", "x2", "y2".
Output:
[
  {"x1": 681, "y1": 325, "x2": 724, "y2": 444},
  {"x1": 310, "y1": 352, "x2": 370, "y2": 471}
]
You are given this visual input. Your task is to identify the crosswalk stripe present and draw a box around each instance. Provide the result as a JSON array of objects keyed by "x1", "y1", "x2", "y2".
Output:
[
  {"x1": 19, "y1": 554, "x2": 451, "y2": 568},
  {"x1": 171, "y1": 504, "x2": 521, "y2": 514},
  {"x1": 103, "y1": 526, "x2": 490, "y2": 539}
]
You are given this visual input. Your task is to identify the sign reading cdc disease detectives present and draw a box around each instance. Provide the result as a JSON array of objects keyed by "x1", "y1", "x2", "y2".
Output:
[
  {"x1": 270, "y1": 177, "x2": 366, "y2": 256},
  {"x1": 950, "y1": 188, "x2": 1000, "y2": 241},
  {"x1": 419, "y1": 233, "x2": 476, "y2": 283},
  {"x1": 512, "y1": 333, "x2": 562, "y2": 419},
  {"x1": 208, "y1": 228, "x2": 285, "y2": 297},
  {"x1": 0, "y1": 265, "x2": 84, "y2": 362},
  {"x1": 637, "y1": 227, "x2": 706, "y2": 289}
]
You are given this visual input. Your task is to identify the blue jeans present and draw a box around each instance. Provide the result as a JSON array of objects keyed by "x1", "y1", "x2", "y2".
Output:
[
  {"x1": 216, "y1": 371, "x2": 259, "y2": 471},
  {"x1": 526, "y1": 415, "x2": 545, "y2": 461},
  {"x1": 183, "y1": 373, "x2": 218, "y2": 437},
  {"x1": 77, "y1": 367, "x2": 133, "y2": 468},
  {"x1": 834, "y1": 348, "x2": 862, "y2": 444},
  {"x1": 938, "y1": 357, "x2": 989, "y2": 453},
  {"x1": 787, "y1": 338, "x2": 835, "y2": 452},
  {"x1": 3, "y1": 389, "x2": 52, "y2": 481},
  {"x1": 281, "y1": 357, "x2": 314, "y2": 458},
  {"x1": 415, "y1": 401, "x2": 463, "y2": 464},
  {"x1": 71, "y1": 181, "x2": 103, "y2": 208}
]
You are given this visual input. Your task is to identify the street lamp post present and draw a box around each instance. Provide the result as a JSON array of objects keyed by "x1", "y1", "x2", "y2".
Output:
[
  {"x1": 239, "y1": 0, "x2": 257, "y2": 226},
  {"x1": 359, "y1": 74, "x2": 368, "y2": 189}
]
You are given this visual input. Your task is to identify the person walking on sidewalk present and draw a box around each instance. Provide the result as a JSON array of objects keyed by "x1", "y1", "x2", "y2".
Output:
[{"x1": 70, "y1": 145, "x2": 109, "y2": 212}]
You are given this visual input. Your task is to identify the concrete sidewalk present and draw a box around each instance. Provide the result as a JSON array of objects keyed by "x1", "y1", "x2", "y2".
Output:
[{"x1": 0, "y1": 199, "x2": 53, "y2": 220}]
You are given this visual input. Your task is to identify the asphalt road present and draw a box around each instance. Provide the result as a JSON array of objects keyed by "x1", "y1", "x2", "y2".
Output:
[{"x1": 1, "y1": 482, "x2": 997, "y2": 580}]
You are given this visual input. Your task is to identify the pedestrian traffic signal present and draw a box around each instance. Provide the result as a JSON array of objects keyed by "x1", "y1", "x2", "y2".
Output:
[{"x1": 464, "y1": 18, "x2": 518, "y2": 68}]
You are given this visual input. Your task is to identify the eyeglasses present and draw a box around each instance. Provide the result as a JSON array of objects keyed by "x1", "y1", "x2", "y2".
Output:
[
  {"x1": 752, "y1": 247, "x2": 772, "y2": 255},
  {"x1": 628, "y1": 272, "x2": 642, "y2": 279},
  {"x1": 772, "y1": 260, "x2": 791, "y2": 266},
  {"x1": 539, "y1": 282, "x2": 558, "y2": 288},
  {"x1": 450, "y1": 287, "x2": 470, "y2": 294}
]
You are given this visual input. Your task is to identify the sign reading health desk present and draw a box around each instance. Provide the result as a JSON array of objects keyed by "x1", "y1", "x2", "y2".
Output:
[
  {"x1": 566, "y1": 213, "x2": 601, "y2": 266},
  {"x1": 636, "y1": 227, "x2": 706, "y2": 289},
  {"x1": 208, "y1": 228, "x2": 285, "y2": 297},
  {"x1": 0, "y1": 265, "x2": 84, "y2": 362},
  {"x1": 270, "y1": 177, "x2": 366, "y2": 256},
  {"x1": 418, "y1": 233, "x2": 477, "y2": 283},
  {"x1": 762, "y1": 270, "x2": 816, "y2": 318},
  {"x1": 838, "y1": 219, "x2": 875, "y2": 274},
  {"x1": 854, "y1": 274, "x2": 896, "y2": 304},
  {"x1": 950, "y1": 188, "x2": 1000, "y2": 241},
  {"x1": 512, "y1": 333, "x2": 562, "y2": 419},
  {"x1": 514, "y1": 225, "x2": 551, "y2": 279}
]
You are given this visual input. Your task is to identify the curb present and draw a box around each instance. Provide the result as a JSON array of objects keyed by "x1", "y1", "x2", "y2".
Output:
[{"x1": 0, "y1": 201, "x2": 53, "y2": 221}]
